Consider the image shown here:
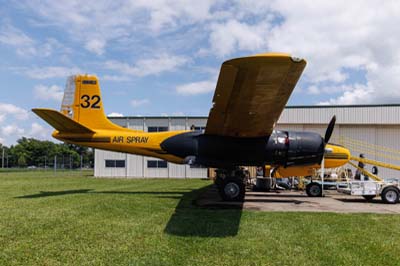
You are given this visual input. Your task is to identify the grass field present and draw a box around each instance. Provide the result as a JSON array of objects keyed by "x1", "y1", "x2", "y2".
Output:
[{"x1": 1, "y1": 171, "x2": 400, "y2": 266}]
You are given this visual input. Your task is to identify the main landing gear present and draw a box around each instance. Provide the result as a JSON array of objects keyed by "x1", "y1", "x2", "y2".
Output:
[{"x1": 214, "y1": 168, "x2": 248, "y2": 201}]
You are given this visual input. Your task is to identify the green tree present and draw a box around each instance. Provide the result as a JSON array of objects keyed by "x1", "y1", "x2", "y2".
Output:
[
  {"x1": 6, "y1": 137, "x2": 94, "y2": 169},
  {"x1": 17, "y1": 153, "x2": 27, "y2": 167}
]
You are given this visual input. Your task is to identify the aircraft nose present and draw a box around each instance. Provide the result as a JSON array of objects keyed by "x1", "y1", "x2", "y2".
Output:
[{"x1": 324, "y1": 144, "x2": 350, "y2": 168}]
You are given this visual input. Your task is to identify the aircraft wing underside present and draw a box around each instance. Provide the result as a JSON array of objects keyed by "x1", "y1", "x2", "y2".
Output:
[{"x1": 205, "y1": 53, "x2": 307, "y2": 138}]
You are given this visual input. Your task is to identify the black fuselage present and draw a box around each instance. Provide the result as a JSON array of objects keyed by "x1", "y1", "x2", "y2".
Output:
[{"x1": 161, "y1": 130, "x2": 325, "y2": 168}]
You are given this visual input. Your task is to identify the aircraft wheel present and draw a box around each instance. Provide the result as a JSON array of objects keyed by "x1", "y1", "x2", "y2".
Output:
[
  {"x1": 362, "y1": 195, "x2": 375, "y2": 201},
  {"x1": 219, "y1": 177, "x2": 245, "y2": 202},
  {"x1": 306, "y1": 182, "x2": 322, "y2": 197},
  {"x1": 381, "y1": 187, "x2": 399, "y2": 204}
]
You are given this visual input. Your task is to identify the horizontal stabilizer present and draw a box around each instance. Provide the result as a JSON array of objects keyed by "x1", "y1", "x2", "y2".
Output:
[{"x1": 32, "y1": 108, "x2": 94, "y2": 134}]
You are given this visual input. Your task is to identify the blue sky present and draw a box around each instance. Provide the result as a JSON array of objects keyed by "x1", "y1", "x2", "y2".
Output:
[{"x1": 1, "y1": 0, "x2": 399, "y2": 145}]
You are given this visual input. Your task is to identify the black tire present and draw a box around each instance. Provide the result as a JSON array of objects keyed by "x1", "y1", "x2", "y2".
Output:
[
  {"x1": 381, "y1": 187, "x2": 399, "y2": 204},
  {"x1": 219, "y1": 177, "x2": 245, "y2": 202},
  {"x1": 306, "y1": 182, "x2": 322, "y2": 197},
  {"x1": 363, "y1": 195, "x2": 375, "y2": 201}
]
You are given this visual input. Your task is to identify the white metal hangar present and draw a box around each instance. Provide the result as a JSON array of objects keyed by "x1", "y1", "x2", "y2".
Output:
[{"x1": 94, "y1": 104, "x2": 400, "y2": 179}]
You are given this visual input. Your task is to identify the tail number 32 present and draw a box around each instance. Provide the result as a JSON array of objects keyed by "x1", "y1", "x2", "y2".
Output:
[{"x1": 80, "y1": 95, "x2": 101, "y2": 109}]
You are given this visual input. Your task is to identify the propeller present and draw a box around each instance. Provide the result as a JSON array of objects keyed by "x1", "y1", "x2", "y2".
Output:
[{"x1": 324, "y1": 115, "x2": 336, "y2": 144}]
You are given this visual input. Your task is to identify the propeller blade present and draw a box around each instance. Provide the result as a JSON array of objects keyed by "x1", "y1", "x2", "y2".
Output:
[{"x1": 324, "y1": 115, "x2": 336, "y2": 143}]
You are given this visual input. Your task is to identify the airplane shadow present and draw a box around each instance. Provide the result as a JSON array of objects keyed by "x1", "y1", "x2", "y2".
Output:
[
  {"x1": 16, "y1": 184, "x2": 242, "y2": 238},
  {"x1": 15, "y1": 190, "x2": 190, "y2": 199},
  {"x1": 15, "y1": 189, "x2": 94, "y2": 198},
  {"x1": 164, "y1": 185, "x2": 243, "y2": 237}
]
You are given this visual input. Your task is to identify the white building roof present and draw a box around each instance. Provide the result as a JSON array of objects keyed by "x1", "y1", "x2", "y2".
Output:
[{"x1": 110, "y1": 104, "x2": 400, "y2": 125}]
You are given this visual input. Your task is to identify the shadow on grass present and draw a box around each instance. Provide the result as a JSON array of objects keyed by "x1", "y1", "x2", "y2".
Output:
[
  {"x1": 164, "y1": 184, "x2": 243, "y2": 237},
  {"x1": 15, "y1": 189, "x2": 94, "y2": 198},
  {"x1": 16, "y1": 184, "x2": 243, "y2": 237},
  {"x1": 15, "y1": 190, "x2": 190, "y2": 199}
]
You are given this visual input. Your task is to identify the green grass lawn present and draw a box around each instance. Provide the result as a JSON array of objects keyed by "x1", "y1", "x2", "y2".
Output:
[{"x1": 1, "y1": 171, "x2": 400, "y2": 266}]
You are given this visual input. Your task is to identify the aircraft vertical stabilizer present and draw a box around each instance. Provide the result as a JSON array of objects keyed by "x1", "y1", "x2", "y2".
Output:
[{"x1": 60, "y1": 75, "x2": 124, "y2": 130}]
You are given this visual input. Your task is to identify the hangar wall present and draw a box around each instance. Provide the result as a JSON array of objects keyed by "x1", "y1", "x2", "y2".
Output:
[{"x1": 94, "y1": 105, "x2": 400, "y2": 179}]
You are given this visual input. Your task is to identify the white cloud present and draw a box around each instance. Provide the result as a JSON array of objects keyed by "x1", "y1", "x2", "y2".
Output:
[
  {"x1": 131, "y1": 99, "x2": 149, "y2": 107},
  {"x1": 134, "y1": 0, "x2": 214, "y2": 31},
  {"x1": 0, "y1": 24, "x2": 32, "y2": 45},
  {"x1": 0, "y1": 23, "x2": 36, "y2": 56},
  {"x1": 34, "y1": 85, "x2": 64, "y2": 101},
  {"x1": 0, "y1": 122, "x2": 52, "y2": 145},
  {"x1": 105, "y1": 54, "x2": 189, "y2": 77},
  {"x1": 102, "y1": 75, "x2": 130, "y2": 82},
  {"x1": 28, "y1": 122, "x2": 51, "y2": 139},
  {"x1": 318, "y1": 84, "x2": 372, "y2": 105},
  {"x1": 0, "y1": 23, "x2": 69, "y2": 58},
  {"x1": 22, "y1": 66, "x2": 81, "y2": 79},
  {"x1": 20, "y1": 0, "x2": 216, "y2": 55},
  {"x1": 85, "y1": 38, "x2": 106, "y2": 55},
  {"x1": 0, "y1": 103, "x2": 52, "y2": 145},
  {"x1": 0, "y1": 103, "x2": 29, "y2": 145},
  {"x1": 209, "y1": 19, "x2": 269, "y2": 57},
  {"x1": 265, "y1": 0, "x2": 400, "y2": 104},
  {"x1": 0, "y1": 103, "x2": 29, "y2": 120},
  {"x1": 176, "y1": 80, "x2": 216, "y2": 95},
  {"x1": 108, "y1": 112, "x2": 124, "y2": 117},
  {"x1": 3, "y1": 0, "x2": 400, "y2": 123},
  {"x1": 1, "y1": 124, "x2": 24, "y2": 137}
]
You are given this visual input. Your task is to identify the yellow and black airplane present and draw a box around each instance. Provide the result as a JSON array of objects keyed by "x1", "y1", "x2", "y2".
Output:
[{"x1": 32, "y1": 53, "x2": 350, "y2": 201}]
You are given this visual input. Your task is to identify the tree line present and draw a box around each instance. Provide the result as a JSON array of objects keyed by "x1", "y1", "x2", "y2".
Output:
[{"x1": 0, "y1": 138, "x2": 93, "y2": 169}]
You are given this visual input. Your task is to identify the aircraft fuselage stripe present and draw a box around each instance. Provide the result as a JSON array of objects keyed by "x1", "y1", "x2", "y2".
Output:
[{"x1": 63, "y1": 137, "x2": 111, "y2": 143}]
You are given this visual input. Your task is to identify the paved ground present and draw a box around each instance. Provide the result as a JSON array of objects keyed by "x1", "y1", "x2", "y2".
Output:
[{"x1": 196, "y1": 186, "x2": 400, "y2": 214}]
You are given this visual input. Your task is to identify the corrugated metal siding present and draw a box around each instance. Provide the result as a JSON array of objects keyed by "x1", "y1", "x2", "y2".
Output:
[
  {"x1": 145, "y1": 118, "x2": 169, "y2": 130},
  {"x1": 187, "y1": 118, "x2": 206, "y2": 128},
  {"x1": 186, "y1": 166, "x2": 208, "y2": 178},
  {"x1": 170, "y1": 118, "x2": 186, "y2": 131},
  {"x1": 127, "y1": 154, "x2": 143, "y2": 177},
  {"x1": 144, "y1": 159, "x2": 169, "y2": 178},
  {"x1": 95, "y1": 150, "x2": 127, "y2": 177},
  {"x1": 168, "y1": 163, "x2": 186, "y2": 178},
  {"x1": 97, "y1": 107, "x2": 400, "y2": 179},
  {"x1": 279, "y1": 106, "x2": 400, "y2": 124},
  {"x1": 127, "y1": 118, "x2": 144, "y2": 130}
]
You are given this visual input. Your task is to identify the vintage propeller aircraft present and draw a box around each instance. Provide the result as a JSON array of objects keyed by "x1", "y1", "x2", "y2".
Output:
[{"x1": 33, "y1": 53, "x2": 350, "y2": 201}]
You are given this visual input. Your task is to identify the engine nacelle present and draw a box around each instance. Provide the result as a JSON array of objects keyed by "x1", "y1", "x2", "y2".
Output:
[{"x1": 285, "y1": 131, "x2": 325, "y2": 166}]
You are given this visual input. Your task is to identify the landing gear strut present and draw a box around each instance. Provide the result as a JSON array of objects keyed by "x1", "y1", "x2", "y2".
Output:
[{"x1": 214, "y1": 168, "x2": 248, "y2": 201}]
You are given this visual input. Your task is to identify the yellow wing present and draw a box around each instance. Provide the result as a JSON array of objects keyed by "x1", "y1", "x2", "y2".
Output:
[{"x1": 205, "y1": 53, "x2": 306, "y2": 137}]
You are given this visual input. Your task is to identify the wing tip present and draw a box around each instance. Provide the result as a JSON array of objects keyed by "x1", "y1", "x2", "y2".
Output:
[{"x1": 224, "y1": 52, "x2": 307, "y2": 65}]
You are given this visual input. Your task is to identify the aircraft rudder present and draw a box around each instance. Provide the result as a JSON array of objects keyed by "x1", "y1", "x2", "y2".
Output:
[{"x1": 60, "y1": 74, "x2": 119, "y2": 130}]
